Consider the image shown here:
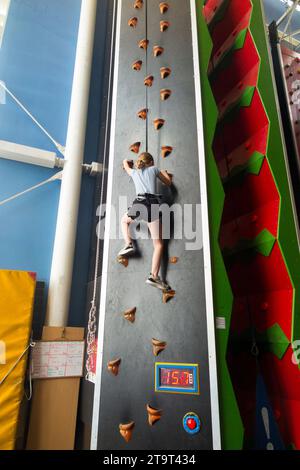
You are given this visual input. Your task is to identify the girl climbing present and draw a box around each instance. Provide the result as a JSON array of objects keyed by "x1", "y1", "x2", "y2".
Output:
[{"x1": 118, "y1": 152, "x2": 172, "y2": 291}]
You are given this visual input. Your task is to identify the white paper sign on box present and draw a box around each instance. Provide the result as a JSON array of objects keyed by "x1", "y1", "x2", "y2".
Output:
[{"x1": 31, "y1": 341, "x2": 85, "y2": 379}]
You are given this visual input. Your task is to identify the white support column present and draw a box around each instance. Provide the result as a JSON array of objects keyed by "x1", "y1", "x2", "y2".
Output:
[{"x1": 46, "y1": 0, "x2": 97, "y2": 327}]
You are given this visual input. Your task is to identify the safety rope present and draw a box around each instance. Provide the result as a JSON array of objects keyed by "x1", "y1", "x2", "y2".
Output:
[
  {"x1": 0, "y1": 171, "x2": 62, "y2": 207},
  {"x1": 25, "y1": 338, "x2": 35, "y2": 401},
  {"x1": 0, "y1": 341, "x2": 36, "y2": 387},
  {"x1": 0, "y1": 82, "x2": 65, "y2": 156},
  {"x1": 85, "y1": 0, "x2": 117, "y2": 381}
]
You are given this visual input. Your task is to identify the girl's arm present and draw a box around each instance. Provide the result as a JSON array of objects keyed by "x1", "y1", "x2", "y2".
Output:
[
  {"x1": 158, "y1": 170, "x2": 173, "y2": 187},
  {"x1": 123, "y1": 159, "x2": 134, "y2": 176}
]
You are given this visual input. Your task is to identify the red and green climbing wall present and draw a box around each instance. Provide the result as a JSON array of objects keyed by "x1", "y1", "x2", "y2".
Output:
[{"x1": 197, "y1": 0, "x2": 300, "y2": 450}]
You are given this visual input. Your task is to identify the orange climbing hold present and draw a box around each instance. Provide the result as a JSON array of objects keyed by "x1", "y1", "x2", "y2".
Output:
[
  {"x1": 130, "y1": 142, "x2": 141, "y2": 154},
  {"x1": 163, "y1": 289, "x2": 176, "y2": 303},
  {"x1": 160, "y1": 21, "x2": 170, "y2": 32},
  {"x1": 134, "y1": 0, "x2": 143, "y2": 9},
  {"x1": 128, "y1": 17, "x2": 138, "y2": 27},
  {"x1": 159, "y1": 2, "x2": 169, "y2": 14},
  {"x1": 144, "y1": 75, "x2": 154, "y2": 87},
  {"x1": 147, "y1": 404, "x2": 163, "y2": 426},
  {"x1": 152, "y1": 338, "x2": 167, "y2": 356},
  {"x1": 154, "y1": 118, "x2": 165, "y2": 130},
  {"x1": 139, "y1": 39, "x2": 149, "y2": 50},
  {"x1": 160, "y1": 89, "x2": 172, "y2": 101},
  {"x1": 153, "y1": 45, "x2": 164, "y2": 57},
  {"x1": 118, "y1": 256, "x2": 129, "y2": 267},
  {"x1": 161, "y1": 146, "x2": 173, "y2": 158},
  {"x1": 132, "y1": 60, "x2": 142, "y2": 71},
  {"x1": 160, "y1": 66, "x2": 171, "y2": 79},
  {"x1": 119, "y1": 422, "x2": 135, "y2": 442},
  {"x1": 107, "y1": 358, "x2": 121, "y2": 376},
  {"x1": 123, "y1": 307, "x2": 137, "y2": 323},
  {"x1": 137, "y1": 108, "x2": 148, "y2": 120}
]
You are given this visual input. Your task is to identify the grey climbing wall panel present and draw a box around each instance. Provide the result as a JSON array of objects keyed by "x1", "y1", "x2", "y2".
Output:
[{"x1": 92, "y1": 0, "x2": 219, "y2": 450}]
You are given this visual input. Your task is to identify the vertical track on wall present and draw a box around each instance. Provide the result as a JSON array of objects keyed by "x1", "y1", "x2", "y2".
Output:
[{"x1": 145, "y1": 0, "x2": 149, "y2": 152}]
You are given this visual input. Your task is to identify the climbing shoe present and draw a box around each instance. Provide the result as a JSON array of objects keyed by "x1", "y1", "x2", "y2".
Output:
[
  {"x1": 146, "y1": 275, "x2": 170, "y2": 291},
  {"x1": 118, "y1": 243, "x2": 135, "y2": 257}
]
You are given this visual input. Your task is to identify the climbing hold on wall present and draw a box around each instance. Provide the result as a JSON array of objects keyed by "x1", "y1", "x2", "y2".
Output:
[
  {"x1": 119, "y1": 421, "x2": 135, "y2": 442},
  {"x1": 130, "y1": 142, "x2": 141, "y2": 154},
  {"x1": 159, "y1": 2, "x2": 169, "y2": 14},
  {"x1": 161, "y1": 146, "x2": 173, "y2": 158},
  {"x1": 147, "y1": 404, "x2": 162, "y2": 426},
  {"x1": 134, "y1": 0, "x2": 143, "y2": 9},
  {"x1": 160, "y1": 21, "x2": 170, "y2": 32},
  {"x1": 153, "y1": 118, "x2": 165, "y2": 130},
  {"x1": 128, "y1": 17, "x2": 138, "y2": 28},
  {"x1": 152, "y1": 338, "x2": 167, "y2": 356},
  {"x1": 163, "y1": 289, "x2": 176, "y2": 303},
  {"x1": 160, "y1": 67, "x2": 171, "y2": 79},
  {"x1": 118, "y1": 256, "x2": 129, "y2": 267},
  {"x1": 139, "y1": 39, "x2": 149, "y2": 50},
  {"x1": 169, "y1": 256, "x2": 178, "y2": 264},
  {"x1": 123, "y1": 307, "x2": 137, "y2": 323},
  {"x1": 137, "y1": 108, "x2": 148, "y2": 120},
  {"x1": 132, "y1": 60, "x2": 143, "y2": 71},
  {"x1": 144, "y1": 75, "x2": 154, "y2": 87},
  {"x1": 107, "y1": 358, "x2": 121, "y2": 376},
  {"x1": 160, "y1": 89, "x2": 172, "y2": 101},
  {"x1": 153, "y1": 45, "x2": 164, "y2": 57}
]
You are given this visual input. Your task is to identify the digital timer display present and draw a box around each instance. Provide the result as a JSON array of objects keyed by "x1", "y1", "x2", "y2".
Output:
[
  {"x1": 160, "y1": 368, "x2": 194, "y2": 388},
  {"x1": 155, "y1": 363, "x2": 200, "y2": 395}
]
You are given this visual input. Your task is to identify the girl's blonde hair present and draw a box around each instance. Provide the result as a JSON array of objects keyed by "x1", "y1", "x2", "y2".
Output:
[{"x1": 135, "y1": 152, "x2": 154, "y2": 170}]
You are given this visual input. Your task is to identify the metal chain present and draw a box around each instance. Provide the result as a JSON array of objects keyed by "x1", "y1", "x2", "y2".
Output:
[
  {"x1": 85, "y1": 303, "x2": 97, "y2": 380},
  {"x1": 85, "y1": 0, "x2": 117, "y2": 380}
]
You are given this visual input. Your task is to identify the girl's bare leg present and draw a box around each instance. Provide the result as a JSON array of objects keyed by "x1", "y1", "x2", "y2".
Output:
[
  {"x1": 148, "y1": 219, "x2": 164, "y2": 278},
  {"x1": 121, "y1": 213, "x2": 133, "y2": 245}
]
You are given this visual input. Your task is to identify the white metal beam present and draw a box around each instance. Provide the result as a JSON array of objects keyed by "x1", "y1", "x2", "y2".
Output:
[
  {"x1": 46, "y1": 0, "x2": 98, "y2": 327},
  {"x1": 0, "y1": 140, "x2": 62, "y2": 168}
]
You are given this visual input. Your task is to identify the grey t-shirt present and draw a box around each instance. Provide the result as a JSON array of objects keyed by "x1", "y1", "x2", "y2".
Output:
[{"x1": 130, "y1": 166, "x2": 160, "y2": 195}]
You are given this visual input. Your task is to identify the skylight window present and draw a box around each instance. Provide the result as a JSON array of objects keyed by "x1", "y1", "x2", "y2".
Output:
[
  {"x1": 280, "y1": 0, "x2": 300, "y2": 12},
  {"x1": 0, "y1": 0, "x2": 10, "y2": 48}
]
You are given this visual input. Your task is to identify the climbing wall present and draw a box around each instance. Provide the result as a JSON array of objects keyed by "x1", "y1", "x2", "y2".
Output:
[
  {"x1": 198, "y1": 0, "x2": 300, "y2": 449},
  {"x1": 92, "y1": 0, "x2": 220, "y2": 451}
]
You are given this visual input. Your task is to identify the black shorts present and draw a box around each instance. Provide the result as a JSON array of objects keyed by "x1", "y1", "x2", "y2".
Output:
[{"x1": 127, "y1": 194, "x2": 161, "y2": 223}]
